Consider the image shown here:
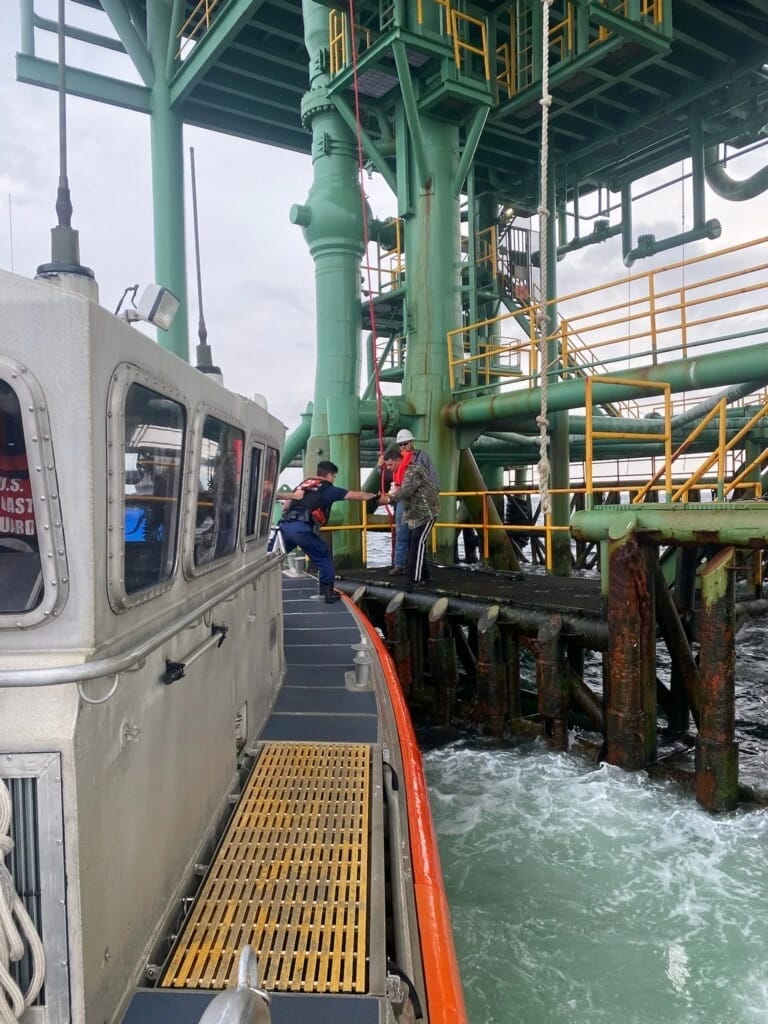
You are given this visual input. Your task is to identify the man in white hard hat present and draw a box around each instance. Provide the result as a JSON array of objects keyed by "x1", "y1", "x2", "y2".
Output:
[{"x1": 384, "y1": 429, "x2": 440, "y2": 576}]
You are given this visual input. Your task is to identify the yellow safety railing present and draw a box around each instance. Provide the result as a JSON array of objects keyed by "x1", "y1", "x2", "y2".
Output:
[
  {"x1": 585, "y1": 377, "x2": 672, "y2": 509},
  {"x1": 176, "y1": 0, "x2": 223, "y2": 58},
  {"x1": 449, "y1": 235, "x2": 768, "y2": 420},
  {"x1": 362, "y1": 218, "x2": 405, "y2": 297},
  {"x1": 671, "y1": 396, "x2": 768, "y2": 502},
  {"x1": 595, "y1": 0, "x2": 663, "y2": 43},
  {"x1": 328, "y1": 11, "x2": 373, "y2": 75},
  {"x1": 329, "y1": 9, "x2": 346, "y2": 75},
  {"x1": 450, "y1": 10, "x2": 491, "y2": 81}
]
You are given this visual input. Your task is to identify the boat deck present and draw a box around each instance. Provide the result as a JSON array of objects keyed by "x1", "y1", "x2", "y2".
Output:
[{"x1": 123, "y1": 574, "x2": 387, "y2": 1024}]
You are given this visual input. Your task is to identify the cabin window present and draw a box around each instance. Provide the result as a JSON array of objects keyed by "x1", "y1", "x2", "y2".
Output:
[
  {"x1": 259, "y1": 446, "x2": 280, "y2": 539},
  {"x1": 245, "y1": 446, "x2": 263, "y2": 538},
  {"x1": 123, "y1": 384, "x2": 186, "y2": 594},
  {"x1": 194, "y1": 417, "x2": 244, "y2": 566},
  {"x1": 0, "y1": 380, "x2": 43, "y2": 613}
]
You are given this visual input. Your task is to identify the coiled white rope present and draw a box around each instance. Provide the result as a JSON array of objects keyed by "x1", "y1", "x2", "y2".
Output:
[
  {"x1": 536, "y1": 0, "x2": 554, "y2": 519},
  {"x1": 0, "y1": 779, "x2": 45, "y2": 1023}
]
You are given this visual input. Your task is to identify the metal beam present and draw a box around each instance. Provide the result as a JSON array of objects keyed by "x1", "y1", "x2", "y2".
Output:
[
  {"x1": 99, "y1": 0, "x2": 154, "y2": 86},
  {"x1": 332, "y1": 95, "x2": 397, "y2": 194},
  {"x1": 169, "y1": 0, "x2": 263, "y2": 107},
  {"x1": 15, "y1": 53, "x2": 151, "y2": 113}
]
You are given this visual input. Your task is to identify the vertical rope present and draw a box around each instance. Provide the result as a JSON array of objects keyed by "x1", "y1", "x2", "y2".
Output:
[
  {"x1": 0, "y1": 780, "x2": 45, "y2": 1023},
  {"x1": 536, "y1": 0, "x2": 554, "y2": 518}
]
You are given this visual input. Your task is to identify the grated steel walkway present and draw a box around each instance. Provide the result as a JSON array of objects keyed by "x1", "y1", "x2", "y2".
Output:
[
  {"x1": 161, "y1": 741, "x2": 371, "y2": 993},
  {"x1": 149, "y1": 573, "x2": 386, "y2": 1019}
]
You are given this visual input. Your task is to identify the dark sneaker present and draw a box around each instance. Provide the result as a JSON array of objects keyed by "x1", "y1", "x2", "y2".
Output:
[{"x1": 388, "y1": 566, "x2": 405, "y2": 576}]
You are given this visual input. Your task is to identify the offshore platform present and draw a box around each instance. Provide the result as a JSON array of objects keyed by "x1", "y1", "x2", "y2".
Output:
[{"x1": 14, "y1": 0, "x2": 768, "y2": 808}]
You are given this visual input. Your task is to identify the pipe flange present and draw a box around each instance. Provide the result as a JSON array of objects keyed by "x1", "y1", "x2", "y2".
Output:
[{"x1": 300, "y1": 87, "x2": 336, "y2": 127}]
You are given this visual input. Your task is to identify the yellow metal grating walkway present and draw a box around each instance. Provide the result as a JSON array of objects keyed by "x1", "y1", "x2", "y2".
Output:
[{"x1": 161, "y1": 741, "x2": 371, "y2": 993}]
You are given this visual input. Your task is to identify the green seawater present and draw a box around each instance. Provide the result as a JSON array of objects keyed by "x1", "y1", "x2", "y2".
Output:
[{"x1": 425, "y1": 743, "x2": 768, "y2": 1024}]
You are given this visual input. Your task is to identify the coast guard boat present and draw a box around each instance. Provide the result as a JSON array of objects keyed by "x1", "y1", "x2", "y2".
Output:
[{"x1": 0, "y1": 266, "x2": 465, "y2": 1024}]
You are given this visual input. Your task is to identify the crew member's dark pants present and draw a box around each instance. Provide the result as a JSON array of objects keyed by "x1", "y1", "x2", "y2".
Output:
[
  {"x1": 406, "y1": 516, "x2": 436, "y2": 590},
  {"x1": 278, "y1": 521, "x2": 335, "y2": 586}
]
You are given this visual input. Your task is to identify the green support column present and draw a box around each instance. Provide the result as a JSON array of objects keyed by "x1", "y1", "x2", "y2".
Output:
[
  {"x1": 293, "y1": 0, "x2": 364, "y2": 565},
  {"x1": 327, "y1": 396, "x2": 364, "y2": 569},
  {"x1": 147, "y1": 0, "x2": 188, "y2": 359},
  {"x1": 401, "y1": 115, "x2": 461, "y2": 563}
]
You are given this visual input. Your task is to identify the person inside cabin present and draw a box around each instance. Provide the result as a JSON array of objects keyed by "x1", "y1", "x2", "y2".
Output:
[
  {"x1": 377, "y1": 428, "x2": 440, "y2": 576},
  {"x1": 380, "y1": 443, "x2": 440, "y2": 592},
  {"x1": 276, "y1": 460, "x2": 377, "y2": 603}
]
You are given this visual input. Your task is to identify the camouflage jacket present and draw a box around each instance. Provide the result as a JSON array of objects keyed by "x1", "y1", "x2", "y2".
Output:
[{"x1": 397, "y1": 461, "x2": 440, "y2": 527}]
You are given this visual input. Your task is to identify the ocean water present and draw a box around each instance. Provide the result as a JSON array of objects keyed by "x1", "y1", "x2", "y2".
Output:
[
  {"x1": 424, "y1": 742, "x2": 768, "y2": 1024},
  {"x1": 362, "y1": 533, "x2": 768, "y2": 1024}
]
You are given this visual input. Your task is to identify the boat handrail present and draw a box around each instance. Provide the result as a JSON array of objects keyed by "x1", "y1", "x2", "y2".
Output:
[{"x1": 0, "y1": 553, "x2": 284, "y2": 689}]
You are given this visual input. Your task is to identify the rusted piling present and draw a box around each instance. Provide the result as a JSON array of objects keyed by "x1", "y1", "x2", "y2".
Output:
[
  {"x1": 696, "y1": 547, "x2": 739, "y2": 812},
  {"x1": 532, "y1": 615, "x2": 569, "y2": 750},
  {"x1": 385, "y1": 592, "x2": 412, "y2": 696},
  {"x1": 428, "y1": 598, "x2": 458, "y2": 727},
  {"x1": 654, "y1": 563, "x2": 700, "y2": 732},
  {"x1": 605, "y1": 524, "x2": 657, "y2": 769},
  {"x1": 476, "y1": 606, "x2": 507, "y2": 738}
]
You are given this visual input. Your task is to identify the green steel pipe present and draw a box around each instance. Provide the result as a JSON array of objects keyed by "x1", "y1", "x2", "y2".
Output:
[
  {"x1": 280, "y1": 408, "x2": 312, "y2": 471},
  {"x1": 571, "y1": 501, "x2": 768, "y2": 545},
  {"x1": 147, "y1": 0, "x2": 188, "y2": 359},
  {"x1": 402, "y1": 115, "x2": 463, "y2": 562},
  {"x1": 705, "y1": 146, "x2": 768, "y2": 202},
  {"x1": 296, "y1": 0, "x2": 366, "y2": 565},
  {"x1": 443, "y1": 338, "x2": 768, "y2": 427}
]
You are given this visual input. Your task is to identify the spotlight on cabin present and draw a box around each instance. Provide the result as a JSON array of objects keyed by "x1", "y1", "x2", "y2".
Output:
[
  {"x1": 117, "y1": 284, "x2": 180, "y2": 332},
  {"x1": 137, "y1": 284, "x2": 180, "y2": 331}
]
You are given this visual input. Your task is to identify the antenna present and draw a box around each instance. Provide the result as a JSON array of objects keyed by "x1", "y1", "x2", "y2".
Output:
[
  {"x1": 36, "y1": 0, "x2": 95, "y2": 288},
  {"x1": 7, "y1": 195, "x2": 13, "y2": 273},
  {"x1": 189, "y1": 147, "x2": 221, "y2": 380}
]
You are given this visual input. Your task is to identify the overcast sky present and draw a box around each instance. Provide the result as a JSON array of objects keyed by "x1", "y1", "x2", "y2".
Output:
[
  {"x1": 2, "y1": 2, "x2": 766, "y2": 450},
  {"x1": 0, "y1": 1, "x2": 368, "y2": 439}
]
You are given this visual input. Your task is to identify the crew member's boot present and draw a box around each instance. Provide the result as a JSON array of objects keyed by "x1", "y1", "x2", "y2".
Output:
[{"x1": 323, "y1": 582, "x2": 341, "y2": 604}]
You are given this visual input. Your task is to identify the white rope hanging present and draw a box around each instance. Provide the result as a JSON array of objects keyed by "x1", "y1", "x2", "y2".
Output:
[
  {"x1": 0, "y1": 779, "x2": 46, "y2": 1024},
  {"x1": 536, "y1": 0, "x2": 554, "y2": 519}
]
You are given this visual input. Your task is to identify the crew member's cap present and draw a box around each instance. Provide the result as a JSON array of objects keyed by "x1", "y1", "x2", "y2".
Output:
[
  {"x1": 383, "y1": 444, "x2": 400, "y2": 460},
  {"x1": 396, "y1": 428, "x2": 414, "y2": 444}
]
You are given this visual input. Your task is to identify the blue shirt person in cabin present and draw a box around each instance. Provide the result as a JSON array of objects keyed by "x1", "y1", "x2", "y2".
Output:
[{"x1": 276, "y1": 460, "x2": 376, "y2": 603}]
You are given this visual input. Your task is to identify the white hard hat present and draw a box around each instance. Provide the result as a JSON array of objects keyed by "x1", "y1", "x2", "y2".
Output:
[{"x1": 396, "y1": 429, "x2": 414, "y2": 444}]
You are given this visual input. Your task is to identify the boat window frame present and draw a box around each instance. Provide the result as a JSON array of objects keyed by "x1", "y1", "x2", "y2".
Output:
[
  {"x1": 0, "y1": 360, "x2": 69, "y2": 626},
  {"x1": 243, "y1": 439, "x2": 281, "y2": 544},
  {"x1": 0, "y1": 358, "x2": 69, "y2": 629},
  {"x1": 258, "y1": 444, "x2": 281, "y2": 540},
  {"x1": 183, "y1": 403, "x2": 246, "y2": 579},
  {"x1": 244, "y1": 440, "x2": 265, "y2": 542},
  {"x1": 106, "y1": 364, "x2": 189, "y2": 612}
]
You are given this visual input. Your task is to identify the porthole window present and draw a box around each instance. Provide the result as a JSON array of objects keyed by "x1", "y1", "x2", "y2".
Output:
[
  {"x1": 0, "y1": 380, "x2": 42, "y2": 613},
  {"x1": 123, "y1": 384, "x2": 186, "y2": 594},
  {"x1": 194, "y1": 416, "x2": 244, "y2": 566}
]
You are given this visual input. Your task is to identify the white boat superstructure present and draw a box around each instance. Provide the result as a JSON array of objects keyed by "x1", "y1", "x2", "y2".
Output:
[
  {"x1": 0, "y1": 268, "x2": 286, "y2": 1024},
  {"x1": 0, "y1": 269, "x2": 466, "y2": 1024}
]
